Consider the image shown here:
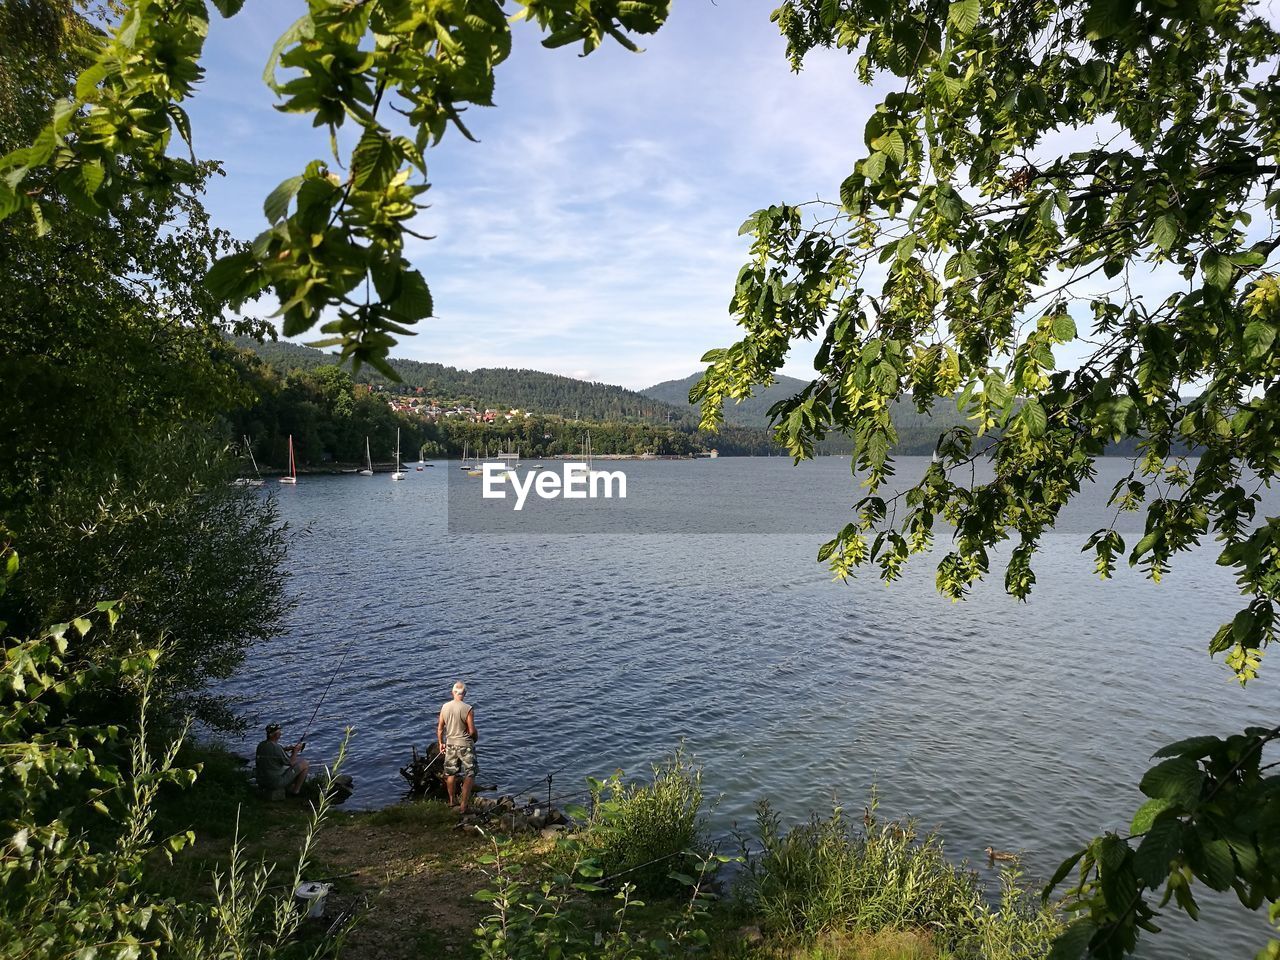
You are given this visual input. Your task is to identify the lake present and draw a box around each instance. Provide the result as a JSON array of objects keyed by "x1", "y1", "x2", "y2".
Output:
[{"x1": 219, "y1": 456, "x2": 1277, "y2": 957}]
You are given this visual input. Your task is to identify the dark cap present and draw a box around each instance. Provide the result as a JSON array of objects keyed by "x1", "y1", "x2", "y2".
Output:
[{"x1": 266, "y1": 723, "x2": 281, "y2": 735}]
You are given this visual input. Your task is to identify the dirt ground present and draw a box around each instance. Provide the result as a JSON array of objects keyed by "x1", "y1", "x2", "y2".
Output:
[{"x1": 306, "y1": 805, "x2": 498, "y2": 959}]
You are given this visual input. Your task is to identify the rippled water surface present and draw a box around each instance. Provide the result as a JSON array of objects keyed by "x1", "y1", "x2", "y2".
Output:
[{"x1": 219, "y1": 457, "x2": 1277, "y2": 957}]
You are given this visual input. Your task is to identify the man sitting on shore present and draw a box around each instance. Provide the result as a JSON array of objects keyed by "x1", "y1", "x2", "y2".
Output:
[
  {"x1": 255, "y1": 723, "x2": 310, "y2": 797},
  {"x1": 436, "y1": 681, "x2": 478, "y2": 814}
]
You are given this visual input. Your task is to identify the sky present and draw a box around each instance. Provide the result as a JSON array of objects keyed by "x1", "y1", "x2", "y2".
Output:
[{"x1": 187, "y1": 0, "x2": 879, "y2": 389}]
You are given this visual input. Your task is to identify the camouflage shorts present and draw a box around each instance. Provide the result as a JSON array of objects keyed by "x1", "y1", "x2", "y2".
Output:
[{"x1": 443, "y1": 744, "x2": 477, "y2": 779}]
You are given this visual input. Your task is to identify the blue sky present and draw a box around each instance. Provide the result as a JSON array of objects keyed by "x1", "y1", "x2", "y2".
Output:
[{"x1": 188, "y1": 1, "x2": 878, "y2": 389}]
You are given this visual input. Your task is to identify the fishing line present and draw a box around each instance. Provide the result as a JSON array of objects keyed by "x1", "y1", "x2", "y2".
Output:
[{"x1": 299, "y1": 636, "x2": 358, "y2": 745}]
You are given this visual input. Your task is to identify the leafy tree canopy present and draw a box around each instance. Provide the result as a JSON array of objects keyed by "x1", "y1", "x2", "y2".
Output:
[
  {"x1": 689, "y1": 0, "x2": 1280, "y2": 956},
  {"x1": 1, "y1": 0, "x2": 287, "y2": 729},
  {"x1": 0, "y1": 0, "x2": 671, "y2": 377}
]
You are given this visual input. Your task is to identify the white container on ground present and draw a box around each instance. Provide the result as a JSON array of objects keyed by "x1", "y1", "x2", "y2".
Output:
[{"x1": 293, "y1": 881, "x2": 332, "y2": 918}]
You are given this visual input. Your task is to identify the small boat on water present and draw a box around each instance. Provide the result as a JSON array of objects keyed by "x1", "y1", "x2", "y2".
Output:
[
  {"x1": 459, "y1": 442, "x2": 475, "y2": 471},
  {"x1": 279, "y1": 435, "x2": 298, "y2": 484},
  {"x1": 391, "y1": 428, "x2": 406, "y2": 481},
  {"x1": 233, "y1": 435, "x2": 266, "y2": 486},
  {"x1": 360, "y1": 437, "x2": 374, "y2": 476},
  {"x1": 583, "y1": 433, "x2": 607, "y2": 477},
  {"x1": 496, "y1": 448, "x2": 520, "y2": 475}
]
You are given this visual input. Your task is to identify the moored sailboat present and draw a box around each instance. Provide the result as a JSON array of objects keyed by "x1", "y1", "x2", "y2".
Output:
[
  {"x1": 359, "y1": 437, "x2": 374, "y2": 476},
  {"x1": 279, "y1": 435, "x2": 298, "y2": 484},
  {"x1": 234, "y1": 435, "x2": 266, "y2": 486},
  {"x1": 391, "y1": 428, "x2": 406, "y2": 481}
]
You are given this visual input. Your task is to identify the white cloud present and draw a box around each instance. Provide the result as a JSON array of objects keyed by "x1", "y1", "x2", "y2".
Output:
[{"x1": 192, "y1": 0, "x2": 885, "y2": 389}]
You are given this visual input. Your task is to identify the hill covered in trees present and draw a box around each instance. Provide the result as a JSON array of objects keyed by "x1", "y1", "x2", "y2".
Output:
[
  {"x1": 642, "y1": 372, "x2": 811, "y2": 429},
  {"x1": 236, "y1": 338, "x2": 695, "y2": 426},
  {"x1": 235, "y1": 339, "x2": 995, "y2": 458}
]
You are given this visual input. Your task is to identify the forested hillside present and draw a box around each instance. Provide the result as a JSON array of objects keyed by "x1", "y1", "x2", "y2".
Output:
[
  {"x1": 236, "y1": 339, "x2": 991, "y2": 458},
  {"x1": 236, "y1": 338, "x2": 694, "y2": 425},
  {"x1": 642, "y1": 372, "x2": 811, "y2": 428}
]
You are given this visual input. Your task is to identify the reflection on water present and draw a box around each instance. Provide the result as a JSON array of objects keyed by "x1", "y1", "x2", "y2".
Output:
[{"x1": 217, "y1": 457, "x2": 1276, "y2": 957}]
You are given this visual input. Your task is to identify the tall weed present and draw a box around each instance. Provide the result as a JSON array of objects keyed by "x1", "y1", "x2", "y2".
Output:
[
  {"x1": 740, "y1": 796, "x2": 1061, "y2": 960},
  {"x1": 574, "y1": 749, "x2": 708, "y2": 895}
]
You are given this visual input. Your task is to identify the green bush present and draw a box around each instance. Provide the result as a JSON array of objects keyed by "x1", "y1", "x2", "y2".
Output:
[
  {"x1": 473, "y1": 835, "x2": 729, "y2": 960},
  {"x1": 741, "y1": 797, "x2": 1062, "y2": 960},
  {"x1": 574, "y1": 750, "x2": 709, "y2": 895},
  {"x1": 0, "y1": 551, "x2": 350, "y2": 959}
]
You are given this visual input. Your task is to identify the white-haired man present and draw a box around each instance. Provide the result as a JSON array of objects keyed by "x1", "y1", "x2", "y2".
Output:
[{"x1": 436, "y1": 681, "x2": 478, "y2": 813}]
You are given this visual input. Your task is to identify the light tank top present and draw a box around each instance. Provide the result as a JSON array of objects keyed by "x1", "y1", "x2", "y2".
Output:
[{"x1": 440, "y1": 699, "x2": 473, "y2": 745}]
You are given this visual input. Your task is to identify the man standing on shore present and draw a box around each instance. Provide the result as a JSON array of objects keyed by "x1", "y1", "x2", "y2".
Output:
[
  {"x1": 436, "y1": 681, "x2": 478, "y2": 814},
  {"x1": 255, "y1": 723, "x2": 310, "y2": 797}
]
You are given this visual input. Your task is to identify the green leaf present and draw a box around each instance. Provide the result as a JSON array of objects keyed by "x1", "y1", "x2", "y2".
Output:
[
  {"x1": 1152, "y1": 214, "x2": 1178, "y2": 253},
  {"x1": 1202, "y1": 251, "x2": 1233, "y2": 290},
  {"x1": 880, "y1": 130, "x2": 905, "y2": 165},
  {"x1": 1020, "y1": 399, "x2": 1048, "y2": 437},
  {"x1": 948, "y1": 0, "x2": 980, "y2": 34},
  {"x1": 388, "y1": 269, "x2": 433, "y2": 321},
  {"x1": 1243, "y1": 321, "x2": 1275, "y2": 360},
  {"x1": 263, "y1": 15, "x2": 313, "y2": 91},
  {"x1": 1139, "y1": 756, "x2": 1203, "y2": 806},
  {"x1": 1130, "y1": 797, "x2": 1171, "y2": 834},
  {"x1": 1152, "y1": 736, "x2": 1221, "y2": 759},
  {"x1": 1195, "y1": 836, "x2": 1234, "y2": 892},
  {"x1": 205, "y1": 251, "x2": 258, "y2": 303},
  {"x1": 210, "y1": 0, "x2": 245, "y2": 14},
  {"x1": 1047, "y1": 919, "x2": 1096, "y2": 960},
  {"x1": 1043, "y1": 848, "x2": 1085, "y2": 900},
  {"x1": 863, "y1": 151, "x2": 887, "y2": 181},
  {"x1": 1134, "y1": 815, "x2": 1181, "y2": 887},
  {"x1": 78, "y1": 160, "x2": 105, "y2": 199},
  {"x1": 352, "y1": 128, "x2": 398, "y2": 191},
  {"x1": 75, "y1": 62, "x2": 111, "y2": 101},
  {"x1": 1084, "y1": 0, "x2": 1132, "y2": 39},
  {"x1": 1051, "y1": 312, "x2": 1077, "y2": 342},
  {"x1": 264, "y1": 175, "x2": 303, "y2": 224}
]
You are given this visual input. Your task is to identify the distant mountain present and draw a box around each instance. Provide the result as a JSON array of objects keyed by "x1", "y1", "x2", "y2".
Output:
[
  {"x1": 235, "y1": 338, "x2": 695, "y2": 426},
  {"x1": 642, "y1": 372, "x2": 811, "y2": 428},
  {"x1": 645, "y1": 370, "x2": 980, "y2": 455}
]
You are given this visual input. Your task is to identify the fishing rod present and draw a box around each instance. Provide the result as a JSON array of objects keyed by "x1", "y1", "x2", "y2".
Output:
[{"x1": 299, "y1": 637, "x2": 359, "y2": 746}]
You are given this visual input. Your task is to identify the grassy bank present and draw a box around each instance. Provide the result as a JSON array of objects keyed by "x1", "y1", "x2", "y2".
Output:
[{"x1": 146, "y1": 747, "x2": 1062, "y2": 960}]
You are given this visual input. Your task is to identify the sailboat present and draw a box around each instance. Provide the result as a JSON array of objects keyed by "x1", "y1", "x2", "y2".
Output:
[
  {"x1": 459, "y1": 441, "x2": 475, "y2": 471},
  {"x1": 467, "y1": 442, "x2": 484, "y2": 477},
  {"x1": 583, "y1": 432, "x2": 606, "y2": 477},
  {"x1": 234, "y1": 435, "x2": 266, "y2": 486},
  {"x1": 359, "y1": 437, "x2": 374, "y2": 476},
  {"x1": 391, "y1": 428, "x2": 406, "y2": 481},
  {"x1": 279, "y1": 435, "x2": 298, "y2": 484},
  {"x1": 496, "y1": 445, "x2": 520, "y2": 475}
]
